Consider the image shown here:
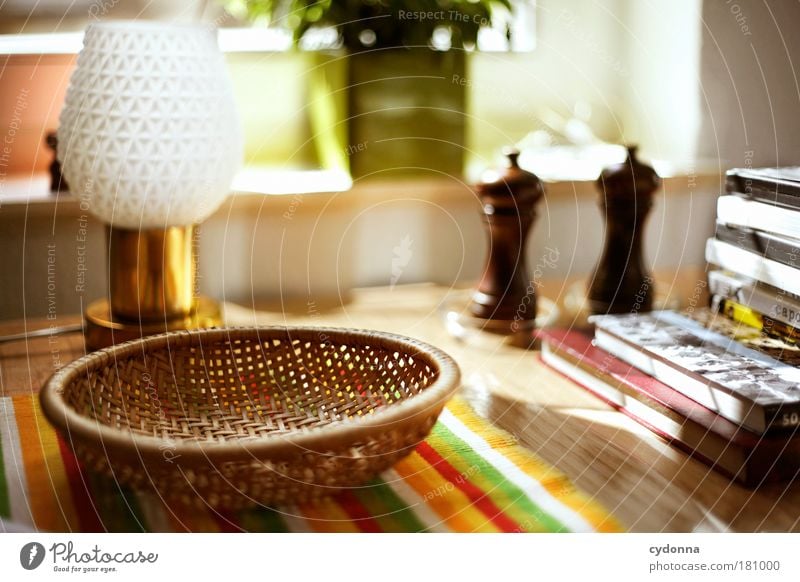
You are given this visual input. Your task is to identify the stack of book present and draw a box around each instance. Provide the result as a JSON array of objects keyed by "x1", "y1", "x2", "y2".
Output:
[
  {"x1": 707, "y1": 167, "x2": 800, "y2": 342},
  {"x1": 541, "y1": 168, "x2": 800, "y2": 486}
]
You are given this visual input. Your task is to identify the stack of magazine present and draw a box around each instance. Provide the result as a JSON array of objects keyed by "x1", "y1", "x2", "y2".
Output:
[{"x1": 541, "y1": 168, "x2": 800, "y2": 487}]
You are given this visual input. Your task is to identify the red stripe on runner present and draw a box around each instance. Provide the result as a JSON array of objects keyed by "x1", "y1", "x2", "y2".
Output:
[
  {"x1": 416, "y1": 441, "x2": 522, "y2": 533},
  {"x1": 56, "y1": 437, "x2": 105, "y2": 532},
  {"x1": 335, "y1": 490, "x2": 383, "y2": 533}
]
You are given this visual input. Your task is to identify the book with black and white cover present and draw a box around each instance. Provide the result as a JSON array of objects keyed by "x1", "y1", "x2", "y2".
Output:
[
  {"x1": 540, "y1": 329, "x2": 800, "y2": 486},
  {"x1": 708, "y1": 270, "x2": 800, "y2": 329},
  {"x1": 716, "y1": 195, "x2": 800, "y2": 241},
  {"x1": 727, "y1": 166, "x2": 800, "y2": 210},
  {"x1": 715, "y1": 223, "x2": 800, "y2": 270},
  {"x1": 705, "y1": 237, "x2": 800, "y2": 298},
  {"x1": 590, "y1": 310, "x2": 800, "y2": 434}
]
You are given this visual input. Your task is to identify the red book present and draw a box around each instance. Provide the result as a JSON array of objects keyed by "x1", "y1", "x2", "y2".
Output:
[{"x1": 540, "y1": 329, "x2": 800, "y2": 487}]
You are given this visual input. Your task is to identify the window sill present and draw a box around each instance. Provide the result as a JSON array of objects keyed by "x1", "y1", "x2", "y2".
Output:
[
  {"x1": 0, "y1": 167, "x2": 723, "y2": 220},
  {"x1": 0, "y1": 28, "x2": 295, "y2": 56}
]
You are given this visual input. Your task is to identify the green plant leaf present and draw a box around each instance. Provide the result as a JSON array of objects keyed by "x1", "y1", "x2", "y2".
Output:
[{"x1": 221, "y1": 0, "x2": 516, "y2": 49}]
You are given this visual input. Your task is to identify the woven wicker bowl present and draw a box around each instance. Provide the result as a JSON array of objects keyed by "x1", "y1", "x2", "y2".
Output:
[{"x1": 41, "y1": 327, "x2": 460, "y2": 508}]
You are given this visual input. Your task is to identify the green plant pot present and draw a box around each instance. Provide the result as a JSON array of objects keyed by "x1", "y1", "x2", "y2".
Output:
[
  {"x1": 346, "y1": 49, "x2": 466, "y2": 178},
  {"x1": 307, "y1": 49, "x2": 467, "y2": 179}
]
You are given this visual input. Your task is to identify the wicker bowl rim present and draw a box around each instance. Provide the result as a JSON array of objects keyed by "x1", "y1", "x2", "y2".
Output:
[{"x1": 40, "y1": 326, "x2": 461, "y2": 462}]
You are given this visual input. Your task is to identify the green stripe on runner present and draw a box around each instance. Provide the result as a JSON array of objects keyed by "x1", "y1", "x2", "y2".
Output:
[
  {"x1": 428, "y1": 422, "x2": 568, "y2": 532},
  {"x1": 120, "y1": 488, "x2": 149, "y2": 532},
  {"x1": 239, "y1": 506, "x2": 290, "y2": 533},
  {"x1": 87, "y1": 473, "x2": 147, "y2": 532},
  {"x1": 353, "y1": 479, "x2": 427, "y2": 533},
  {"x1": 0, "y1": 429, "x2": 9, "y2": 518}
]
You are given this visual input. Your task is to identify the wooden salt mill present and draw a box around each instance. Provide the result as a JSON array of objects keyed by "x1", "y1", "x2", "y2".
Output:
[
  {"x1": 469, "y1": 149, "x2": 544, "y2": 331},
  {"x1": 587, "y1": 146, "x2": 660, "y2": 314}
]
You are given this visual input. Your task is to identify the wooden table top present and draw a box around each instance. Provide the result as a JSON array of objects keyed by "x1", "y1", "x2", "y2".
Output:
[{"x1": 2, "y1": 281, "x2": 799, "y2": 532}]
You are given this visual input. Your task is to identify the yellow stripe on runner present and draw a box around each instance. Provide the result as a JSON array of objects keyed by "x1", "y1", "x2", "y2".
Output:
[
  {"x1": 15, "y1": 395, "x2": 80, "y2": 531},
  {"x1": 297, "y1": 497, "x2": 360, "y2": 533},
  {"x1": 393, "y1": 450, "x2": 500, "y2": 533}
]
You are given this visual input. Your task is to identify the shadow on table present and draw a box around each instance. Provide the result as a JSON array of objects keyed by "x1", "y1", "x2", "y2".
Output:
[{"x1": 464, "y1": 385, "x2": 800, "y2": 533}]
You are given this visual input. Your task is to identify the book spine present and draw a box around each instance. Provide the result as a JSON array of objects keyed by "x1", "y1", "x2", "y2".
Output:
[
  {"x1": 716, "y1": 195, "x2": 800, "y2": 240},
  {"x1": 747, "y1": 286, "x2": 800, "y2": 327},
  {"x1": 595, "y1": 309, "x2": 800, "y2": 434},
  {"x1": 719, "y1": 297, "x2": 800, "y2": 344},
  {"x1": 706, "y1": 238, "x2": 800, "y2": 297},
  {"x1": 542, "y1": 337, "x2": 752, "y2": 441},
  {"x1": 757, "y1": 294, "x2": 800, "y2": 328},
  {"x1": 765, "y1": 405, "x2": 800, "y2": 432},
  {"x1": 593, "y1": 327, "x2": 768, "y2": 433},
  {"x1": 708, "y1": 270, "x2": 800, "y2": 328},
  {"x1": 715, "y1": 223, "x2": 800, "y2": 269},
  {"x1": 727, "y1": 174, "x2": 800, "y2": 210}
]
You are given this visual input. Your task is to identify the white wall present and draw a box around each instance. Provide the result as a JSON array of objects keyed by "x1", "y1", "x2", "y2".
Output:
[
  {"x1": 196, "y1": 175, "x2": 720, "y2": 307},
  {"x1": 697, "y1": 0, "x2": 800, "y2": 167},
  {"x1": 622, "y1": 0, "x2": 703, "y2": 164}
]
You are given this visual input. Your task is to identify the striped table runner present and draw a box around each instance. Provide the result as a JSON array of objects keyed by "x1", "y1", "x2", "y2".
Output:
[{"x1": 0, "y1": 395, "x2": 621, "y2": 533}]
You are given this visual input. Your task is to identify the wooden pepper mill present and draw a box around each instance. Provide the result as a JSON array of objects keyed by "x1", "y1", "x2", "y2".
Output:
[
  {"x1": 587, "y1": 146, "x2": 660, "y2": 314},
  {"x1": 469, "y1": 149, "x2": 544, "y2": 332}
]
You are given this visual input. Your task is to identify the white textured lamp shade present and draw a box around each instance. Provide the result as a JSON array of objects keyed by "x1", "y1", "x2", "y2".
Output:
[{"x1": 58, "y1": 21, "x2": 242, "y2": 229}]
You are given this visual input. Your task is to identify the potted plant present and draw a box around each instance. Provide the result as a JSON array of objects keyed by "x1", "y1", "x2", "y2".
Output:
[{"x1": 226, "y1": 0, "x2": 513, "y2": 178}]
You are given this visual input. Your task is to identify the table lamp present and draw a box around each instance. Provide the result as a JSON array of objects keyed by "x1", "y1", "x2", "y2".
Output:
[{"x1": 58, "y1": 21, "x2": 242, "y2": 349}]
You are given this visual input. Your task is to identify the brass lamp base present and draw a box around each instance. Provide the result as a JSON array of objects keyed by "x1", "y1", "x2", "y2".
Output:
[
  {"x1": 84, "y1": 296, "x2": 222, "y2": 350},
  {"x1": 82, "y1": 224, "x2": 221, "y2": 350}
]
